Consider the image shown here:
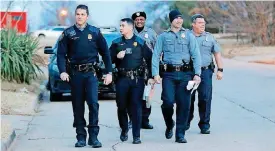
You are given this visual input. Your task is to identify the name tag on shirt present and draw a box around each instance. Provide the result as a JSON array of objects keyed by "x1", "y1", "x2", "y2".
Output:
[{"x1": 125, "y1": 48, "x2": 132, "y2": 54}]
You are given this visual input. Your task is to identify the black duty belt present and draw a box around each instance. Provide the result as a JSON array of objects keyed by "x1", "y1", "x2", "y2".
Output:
[
  {"x1": 160, "y1": 64, "x2": 193, "y2": 72},
  {"x1": 71, "y1": 63, "x2": 96, "y2": 72},
  {"x1": 202, "y1": 63, "x2": 215, "y2": 71},
  {"x1": 201, "y1": 65, "x2": 211, "y2": 70},
  {"x1": 118, "y1": 68, "x2": 144, "y2": 79}
]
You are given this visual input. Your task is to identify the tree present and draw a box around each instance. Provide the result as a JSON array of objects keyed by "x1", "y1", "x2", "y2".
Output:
[{"x1": 195, "y1": 1, "x2": 275, "y2": 45}]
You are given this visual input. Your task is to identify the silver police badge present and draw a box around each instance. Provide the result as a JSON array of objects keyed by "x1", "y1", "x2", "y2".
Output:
[
  {"x1": 125, "y1": 48, "x2": 132, "y2": 54},
  {"x1": 136, "y1": 12, "x2": 140, "y2": 16},
  {"x1": 144, "y1": 33, "x2": 149, "y2": 39},
  {"x1": 181, "y1": 33, "x2": 185, "y2": 38}
]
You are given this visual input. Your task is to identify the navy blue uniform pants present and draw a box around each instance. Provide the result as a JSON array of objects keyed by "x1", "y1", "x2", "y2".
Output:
[
  {"x1": 70, "y1": 70, "x2": 99, "y2": 140},
  {"x1": 127, "y1": 99, "x2": 152, "y2": 125},
  {"x1": 188, "y1": 69, "x2": 213, "y2": 130},
  {"x1": 161, "y1": 71, "x2": 193, "y2": 138},
  {"x1": 116, "y1": 77, "x2": 145, "y2": 138}
]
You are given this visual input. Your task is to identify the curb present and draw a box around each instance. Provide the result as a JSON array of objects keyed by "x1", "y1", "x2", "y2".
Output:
[
  {"x1": 1, "y1": 130, "x2": 16, "y2": 151},
  {"x1": 1, "y1": 80, "x2": 48, "y2": 151}
]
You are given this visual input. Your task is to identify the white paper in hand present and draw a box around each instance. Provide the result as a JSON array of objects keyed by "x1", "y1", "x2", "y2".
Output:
[
  {"x1": 143, "y1": 85, "x2": 151, "y2": 108},
  {"x1": 187, "y1": 81, "x2": 200, "y2": 94}
]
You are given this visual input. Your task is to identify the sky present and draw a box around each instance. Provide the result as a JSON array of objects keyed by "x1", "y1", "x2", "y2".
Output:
[{"x1": 1, "y1": 0, "x2": 148, "y2": 31}]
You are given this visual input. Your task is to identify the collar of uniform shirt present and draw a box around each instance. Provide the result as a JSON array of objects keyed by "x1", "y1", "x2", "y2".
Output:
[
  {"x1": 166, "y1": 27, "x2": 185, "y2": 32},
  {"x1": 75, "y1": 23, "x2": 87, "y2": 31},
  {"x1": 134, "y1": 26, "x2": 148, "y2": 33},
  {"x1": 191, "y1": 29, "x2": 206, "y2": 37},
  {"x1": 122, "y1": 34, "x2": 136, "y2": 41}
]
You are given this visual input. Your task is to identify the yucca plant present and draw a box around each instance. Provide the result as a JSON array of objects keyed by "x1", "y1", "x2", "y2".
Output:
[{"x1": 1, "y1": 28, "x2": 43, "y2": 84}]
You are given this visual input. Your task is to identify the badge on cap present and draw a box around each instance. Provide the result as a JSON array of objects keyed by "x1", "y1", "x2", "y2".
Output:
[
  {"x1": 133, "y1": 42, "x2": 137, "y2": 47},
  {"x1": 181, "y1": 33, "x2": 185, "y2": 38},
  {"x1": 144, "y1": 33, "x2": 149, "y2": 39},
  {"x1": 136, "y1": 12, "x2": 140, "y2": 16},
  {"x1": 88, "y1": 34, "x2": 92, "y2": 40}
]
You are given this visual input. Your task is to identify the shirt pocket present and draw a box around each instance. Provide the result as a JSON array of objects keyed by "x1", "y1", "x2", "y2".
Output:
[
  {"x1": 163, "y1": 39, "x2": 174, "y2": 52},
  {"x1": 176, "y1": 39, "x2": 188, "y2": 52},
  {"x1": 202, "y1": 41, "x2": 213, "y2": 52}
]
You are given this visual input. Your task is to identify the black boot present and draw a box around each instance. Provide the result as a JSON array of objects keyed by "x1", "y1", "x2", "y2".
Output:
[
  {"x1": 88, "y1": 127, "x2": 102, "y2": 148},
  {"x1": 88, "y1": 137, "x2": 102, "y2": 148},
  {"x1": 175, "y1": 137, "x2": 187, "y2": 143},
  {"x1": 75, "y1": 139, "x2": 86, "y2": 147},
  {"x1": 132, "y1": 137, "x2": 141, "y2": 144},
  {"x1": 201, "y1": 128, "x2": 210, "y2": 134},
  {"x1": 162, "y1": 106, "x2": 175, "y2": 139},
  {"x1": 120, "y1": 130, "x2": 128, "y2": 142},
  {"x1": 75, "y1": 128, "x2": 87, "y2": 147},
  {"x1": 141, "y1": 123, "x2": 154, "y2": 129},
  {"x1": 165, "y1": 120, "x2": 175, "y2": 139}
]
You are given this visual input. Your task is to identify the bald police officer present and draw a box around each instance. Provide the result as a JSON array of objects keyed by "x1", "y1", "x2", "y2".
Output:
[
  {"x1": 186, "y1": 14, "x2": 223, "y2": 134},
  {"x1": 152, "y1": 10, "x2": 201, "y2": 143},
  {"x1": 127, "y1": 11, "x2": 157, "y2": 129},
  {"x1": 57, "y1": 5, "x2": 112, "y2": 148}
]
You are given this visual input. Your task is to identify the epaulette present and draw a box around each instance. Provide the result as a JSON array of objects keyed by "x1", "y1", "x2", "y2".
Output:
[{"x1": 135, "y1": 36, "x2": 145, "y2": 46}]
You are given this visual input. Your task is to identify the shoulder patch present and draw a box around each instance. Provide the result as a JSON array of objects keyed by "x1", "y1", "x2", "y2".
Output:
[
  {"x1": 65, "y1": 26, "x2": 76, "y2": 37},
  {"x1": 63, "y1": 26, "x2": 74, "y2": 36},
  {"x1": 112, "y1": 37, "x2": 123, "y2": 44},
  {"x1": 88, "y1": 25, "x2": 99, "y2": 34}
]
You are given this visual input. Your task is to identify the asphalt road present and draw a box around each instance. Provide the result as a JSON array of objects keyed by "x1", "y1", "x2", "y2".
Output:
[{"x1": 11, "y1": 58, "x2": 275, "y2": 151}]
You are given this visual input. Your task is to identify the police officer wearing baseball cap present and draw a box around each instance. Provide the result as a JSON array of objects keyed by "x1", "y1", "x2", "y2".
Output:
[
  {"x1": 186, "y1": 14, "x2": 223, "y2": 134},
  {"x1": 152, "y1": 10, "x2": 201, "y2": 143}
]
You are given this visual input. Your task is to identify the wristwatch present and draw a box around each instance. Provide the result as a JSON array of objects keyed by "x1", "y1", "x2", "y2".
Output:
[{"x1": 217, "y1": 68, "x2": 223, "y2": 72}]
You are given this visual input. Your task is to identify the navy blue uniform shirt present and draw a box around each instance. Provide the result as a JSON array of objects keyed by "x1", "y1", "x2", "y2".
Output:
[
  {"x1": 57, "y1": 24, "x2": 112, "y2": 73},
  {"x1": 110, "y1": 34, "x2": 152, "y2": 75}
]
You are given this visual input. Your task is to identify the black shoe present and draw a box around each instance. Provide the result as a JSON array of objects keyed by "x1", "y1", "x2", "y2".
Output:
[
  {"x1": 175, "y1": 137, "x2": 187, "y2": 143},
  {"x1": 88, "y1": 138, "x2": 102, "y2": 148},
  {"x1": 142, "y1": 123, "x2": 153, "y2": 129},
  {"x1": 75, "y1": 140, "x2": 86, "y2": 147},
  {"x1": 128, "y1": 121, "x2": 132, "y2": 129},
  {"x1": 165, "y1": 120, "x2": 175, "y2": 139},
  {"x1": 132, "y1": 137, "x2": 141, "y2": 144},
  {"x1": 120, "y1": 130, "x2": 128, "y2": 142},
  {"x1": 186, "y1": 123, "x2": 190, "y2": 131},
  {"x1": 200, "y1": 128, "x2": 210, "y2": 134}
]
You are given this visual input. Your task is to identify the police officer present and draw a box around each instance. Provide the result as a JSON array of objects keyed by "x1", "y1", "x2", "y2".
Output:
[
  {"x1": 152, "y1": 10, "x2": 201, "y2": 143},
  {"x1": 126, "y1": 11, "x2": 157, "y2": 130},
  {"x1": 186, "y1": 14, "x2": 223, "y2": 134},
  {"x1": 110, "y1": 18, "x2": 153, "y2": 144},
  {"x1": 57, "y1": 5, "x2": 112, "y2": 148}
]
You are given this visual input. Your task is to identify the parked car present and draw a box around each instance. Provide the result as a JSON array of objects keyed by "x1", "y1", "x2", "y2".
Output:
[
  {"x1": 44, "y1": 32, "x2": 121, "y2": 101},
  {"x1": 32, "y1": 26, "x2": 68, "y2": 39}
]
